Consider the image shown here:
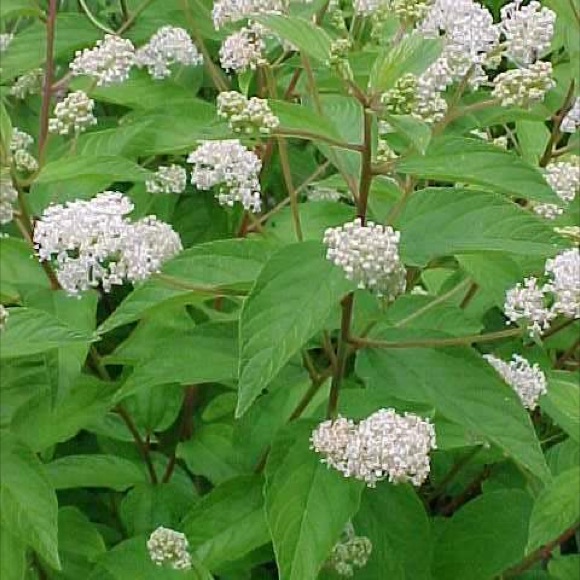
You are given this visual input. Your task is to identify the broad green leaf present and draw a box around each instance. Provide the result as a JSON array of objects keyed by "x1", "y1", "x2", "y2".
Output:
[
  {"x1": 527, "y1": 468, "x2": 580, "y2": 553},
  {"x1": 0, "y1": 237, "x2": 49, "y2": 292},
  {"x1": 516, "y1": 120, "x2": 550, "y2": 165},
  {"x1": 88, "y1": 537, "x2": 213, "y2": 580},
  {"x1": 57, "y1": 507, "x2": 106, "y2": 579},
  {"x1": 265, "y1": 422, "x2": 363, "y2": 580},
  {"x1": 398, "y1": 188, "x2": 562, "y2": 266},
  {"x1": 541, "y1": 371, "x2": 580, "y2": 442},
  {"x1": 385, "y1": 114, "x2": 432, "y2": 154},
  {"x1": 120, "y1": 481, "x2": 197, "y2": 537},
  {"x1": 548, "y1": 555, "x2": 580, "y2": 580},
  {"x1": 0, "y1": 526, "x2": 27, "y2": 580},
  {"x1": 0, "y1": 0, "x2": 42, "y2": 19},
  {"x1": 237, "y1": 241, "x2": 353, "y2": 417},
  {"x1": 433, "y1": 490, "x2": 533, "y2": 580},
  {"x1": 0, "y1": 433, "x2": 60, "y2": 569},
  {"x1": 254, "y1": 15, "x2": 332, "y2": 62},
  {"x1": 45, "y1": 455, "x2": 147, "y2": 491},
  {"x1": 116, "y1": 322, "x2": 238, "y2": 400},
  {"x1": 182, "y1": 476, "x2": 270, "y2": 571},
  {"x1": 353, "y1": 484, "x2": 432, "y2": 579},
  {"x1": 0, "y1": 307, "x2": 95, "y2": 359},
  {"x1": 356, "y1": 329, "x2": 551, "y2": 481},
  {"x1": 396, "y1": 137, "x2": 559, "y2": 203},
  {"x1": 370, "y1": 34, "x2": 442, "y2": 92},
  {"x1": 177, "y1": 423, "x2": 251, "y2": 485},
  {"x1": 0, "y1": 102, "x2": 12, "y2": 159},
  {"x1": 10, "y1": 375, "x2": 115, "y2": 452},
  {"x1": 547, "y1": 439, "x2": 580, "y2": 476},
  {"x1": 77, "y1": 122, "x2": 155, "y2": 157},
  {"x1": 99, "y1": 238, "x2": 276, "y2": 333}
]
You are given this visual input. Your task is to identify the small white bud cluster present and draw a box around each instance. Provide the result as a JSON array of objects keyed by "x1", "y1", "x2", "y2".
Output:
[
  {"x1": 307, "y1": 186, "x2": 342, "y2": 202},
  {"x1": 33, "y1": 192, "x2": 182, "y2": 296},
  {"x1": 324, "y1": 218, "x2": 406, "y2": 299},
  {"x1": 10, "y1": 128, "x2": 38, "y2": 173},
  {"x1": 392, "y1": 0, "x2": 433, "y2": 25},
  {"x1": 554, "y1": 226, "x2": 580, "y2": 243},
  {"x1": 561, "y1": 98, "x2": 580, "y2": 134},
  {"x1": 147, "y1": 526, "x2": 192, "y2": 570},
  {"x1": 484, "y1": 354, "x2": 547, "y2": 410},
  {"x1": 327, "y1": 523, "x2": 373, "y2": 577},
  {"x1": 505, "y1": 248, "x2": 580, "y2": 335},
  {"x1": 136, "y1": 26, "x2": 203, "y2": 80},
  {"x1": 0, "y1": 174, "x2": 18, "y2": 225},
  {"x1": 70, "y1": 34, "x2": 135, "y2": 86},
  {"x1": 0, "y1": 33, "x2": 13, "y2": 53},
  {"x1": 9, "y1": 68, "x2": 43, "y2": 100},
  {"x1": 187, "y1": 139, "x2": 262, "y2": 212},
  {"x1": 217, "y1": 91, "x2": 279, "y2": 135},
  {"x1": 219, "y1": 24, "x2": 266, "y2": 73},
  {"x1": 381, "y1": 73, "x2": 417, "y2": 115},
  {"x1": 353, "y1": 0, "x2": 384, "y2": 16},
  {"x1": 212, "y1": 0, "x2": 288, "y2": 29},
  {"x1": 311, "y1": 409, "x2": 436, "y2": 487},
  {"x1": 48, "y1": 91, "x2": 97, "y2": 136},
  {"x1": 492, "y1": 61, "x2": 555, "y2": 108},
  {"x1": 146, "y1": 165, "x2": 187, "y2": 194},
  {"x1": 535, "y1": 159, "x2": 580, "y2": 219},
  {"x1": 499, "y1": 1, "x2": 556, "y2": 66},
  {"x1": 0, "y1": 304, "x2": 8, "y2": 332}
]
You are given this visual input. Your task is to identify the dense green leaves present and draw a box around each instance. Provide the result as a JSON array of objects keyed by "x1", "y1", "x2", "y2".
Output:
[
  {"x1": 265, "y1": 422, "x2": 364, "y2": 580},
  {"x1": 237, "y1": 241, "x2": 353, "y2": 416}
]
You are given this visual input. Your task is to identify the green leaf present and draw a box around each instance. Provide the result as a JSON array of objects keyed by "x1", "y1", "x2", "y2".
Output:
[
  {"x1": 0, "y1": 527, "x2": 26, "y2": 580},
  {"x1": 45, "y1": 455, "x2": 147, "y2": 491},
  {"x1": 182, "y1": 476, "x2": 270, "y2": 572},
  {"x1": 384, "y1": 114, "x2": 432, "y2": 155},
  {"x1": 516, "y1": 120, "x2": 550, "y2": 165},
  {"x1": 433, "y1": 490, "x2": 533, "y2": 580},
  {"x1": 116, "y1": 322, "x2": 238, "y2": 400},
  {"x1": 0, "y1": 307, "x2": 95, "y2": 359},
  {"x1": 0, "y1": 433, "x2": 60, "y2": 569},
  {"x1": 0, "y1": 237, "x2": 49, "y2": 293},
  {"x1": 237, "y1": 241, "x2": 353, "y2": 417},
  {"x1": 254, "y1": 15, "x2": 332, "y2": 62},
  {"x1": 356, "y1": 329, "x2": 551, "y2": 481},
  {"x1": 548, "y1": 555, "x2": 580, "y2": 580},
  {"x1": 353, "y1": 484, "x2": 432, "y2": 579},
  {"x1": 398, "y1": 188, "x2": 561, "y2": 266},
  {"x1": 396, "y1": 137, "x2": 559, "y2": 203},
  {"x1": 370, "y1": 33, "x2": 442, "y2": 92},
  {"x1": 542, "y1": 371, "x2": 580, "y2": 442},
  {"x1": 99, "y1": 238, "x2": 276, "y2": 333},
  {"x1": 265, "y1": 422, "x2": 364, "y2": 580},
  {"x1": 0, "y1": 0, "x2": 42, "y2": 19},
  {"x1": 177, "y1": 423, "x2": 251, "y2": 485},
  {"x1": 527, "y1": 468, "x2": 580, "y2": 553},
  {"x1": 0, "y1": 102, "x2": 12, "y2": 159}
]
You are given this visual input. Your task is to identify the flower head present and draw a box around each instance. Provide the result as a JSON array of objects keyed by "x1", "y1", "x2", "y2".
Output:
[
  {"x1": 311, "y1": 409, "x2": 436, "y2": 487},
  {"x1": 187, "y1": 139, "x2": 262, "y2": 212},
  {"x1": 212, "y1": 0, "x2": 288, "y2": 29},
  {"x1": 545, "y1": 247, "x2": 580, "y2": 319},
  {"x1": 48, "y1": 91, "x2": 96, "y2": 136},
  {"x1": 70, "y1": 34, "x2": 135, "y2": 86},
  {"x1": 492, "y1": 61, "x2": 555, "y2": 108},
  {"x1": 136, "y1": 26, "x2": 202, "y2": 79},
  {"x1": 9, "y1": 68, "x2": 43, "y2": 100},
  {"x1": 0, "y1": 305, "x2": 8, "y2": 332},
  {"x1": 147, "y1": 526, "x2": 192, "y2": 570},
  {"x1": 561, "y1": 98, "x2": 580, "y2": 134},
  {"x1": 327, "y1": 523, "x2": 372, "y2": 577},
  {"x1": 504, "y1": 276, "x2": 555, "y2": 336},
  {"x1": 217, "y1": 91, "x2": 279, "y2": 135},
  {"x1": 0, "y1": 174, "x2": 18, "y2": 225},
  {"x1": 484, "y1": 353, "x2": 547, "y2": 410},
  {"x1": 10, "y1": 129, "x2": 38, "y2": 173},
  {"x1": 0, "y1": 33, "x2": 13, "y2": 53},
  {"x1": 324, "y1": 218, "x2": 406, "y2": 299},
  {"x1": 219, "y1": 25, "x2": 266, "y2": 73},
  {"x1": 146, "y1": 165, "x2": 187, "y2": 194}
]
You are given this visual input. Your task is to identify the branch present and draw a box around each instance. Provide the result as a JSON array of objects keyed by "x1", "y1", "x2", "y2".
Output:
[
  {"x1": 274, "y1": 128, "x2": 363, "y2": 151},
  {"x1": 78, "y1": 0, "x2": 116, "y2": 34}
]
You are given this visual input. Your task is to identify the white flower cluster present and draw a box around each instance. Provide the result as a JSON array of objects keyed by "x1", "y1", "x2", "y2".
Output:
[
  {"x1": 48, "y1": 91, "x2": 96, "y2": 136},
  {"x1": 535, "y1": 159, "x2": 580, "y2": 219},
  {"x1": 33, "y1": 192, "x2": 182, "y2": 296},
  {"x1": 484, "y1": 354, "x2": 547, "y2": 410},
  {"x1": 499, "y1": 1, "x2": 555, "y2": 66},
  {"x1": 9, "y1": 68, "x2": 43, "y2": 100},
  {"x1": 146, "y1": 165, "x2": 187, "y2": 194},
  {"x1": 505, "y1": 248, "x2": 580, "y2": 335},
  {"x1": 324, "y1": 218, "x2": 406, "y2": 299},
  {"x1": 307, "y1": 186, "x2": 342, "y2": 202},
  {"x1": 0, "y1": 304, "x2": 8, "y2": 332},
  {"x1": 0, "y1": 32, "x2": 13, "y2": 53},
  {"x1": 392, "y1": 0, "x2": 433, "y2": 24},
  {"x1": 327, "y1": 523, "x2": 372, "y2": 577},
  {"x1": 70, "y1": 34, "x2": 135, "y2": 86},
  {"x1": 217, "y1": 91, "x2": 279, "y2": 135},
  {"x1": 10, "y1": 128, "x2": 38, "y2": 173},
  {"x1": 136, "y1": 26, "x2": 203, "y2": 80},
  {"x1": 187, "y1": 139, "x2": 262, "y2": 212},
  {"x1": 212, "y1": 0, "x2": 288, "y2": 29},
  {"x1": 562, "y1": 98, "x2": 580, "y2": 134},
  {"x1": 147, "y1": 527, "x2": 192, "y2": 570},
  {"x1": 311, "y1": 409, "x2": 436, "y2": 487},
  {"x1": 219, "y1": 24, "x2": 266, "y2": 73},
  {"x1": 0, "y1": 174, "x2": 18, "y2": 225},
  {"x1": 492, "y1": 61, "x2": 555, "y2": 108}
]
